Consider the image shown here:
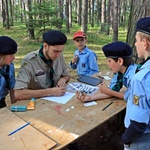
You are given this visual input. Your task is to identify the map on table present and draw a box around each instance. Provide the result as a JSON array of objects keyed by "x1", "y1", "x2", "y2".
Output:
[{"x1": 67, "y1": 82, "x2": 99, "y2": 95}]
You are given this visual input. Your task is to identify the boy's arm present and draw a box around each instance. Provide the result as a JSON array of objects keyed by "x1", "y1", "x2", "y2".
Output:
[
  {"x1": 121, "y1": 120, "x2": 146, "y2": 144},
  {"x1": 88, "y1": 52, "x2": 99, "y2": 75},
  {"x1": 69, "y1": 61, "x2": 77, "y2": 69},
  {"x1": 10, "y1": 89, "x2": 17, "y2": 104},
  {"x1": 100, "y1": 85, "x2": 124, "y2": 99},
  {"x1": 76, "y1": 90, "x2": 112, "y2": 102},
  {"x1": 69, "y1": 55, "x2": 78, "y2": 69}
]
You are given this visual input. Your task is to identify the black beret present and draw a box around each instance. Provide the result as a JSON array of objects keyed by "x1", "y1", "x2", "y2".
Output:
[
  {"x1": 102, "y1": 42, "x2": 132, "y2": 58},
  {"x1": 0, "y1": 36, "x2": 17, "y2": 54},
  {"x1": 43, "y1": 30, "x2": 67, "y2": 45},
  {"x1": 136, "y1": 17, "x2": 150, "y2": 35}
]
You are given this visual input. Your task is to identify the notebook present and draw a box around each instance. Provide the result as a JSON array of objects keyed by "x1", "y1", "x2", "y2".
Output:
[{"x1": 77, "y1": 75, "x2": 103, "y2": 86}]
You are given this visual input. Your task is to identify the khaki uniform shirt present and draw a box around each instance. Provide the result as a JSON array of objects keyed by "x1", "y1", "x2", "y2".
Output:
[{"x1": 14, "y1": 50, "x2": 70, "y2": 90}]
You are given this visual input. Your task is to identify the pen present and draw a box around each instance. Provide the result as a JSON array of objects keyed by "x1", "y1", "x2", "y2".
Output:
[
  {"x1": 102, "y1": 102, "x2": 113, "y2": 111},
  {"x1": 8, "y1": 122, "x2": 30, "y2": 136},
  {"x1": 56, "y1": 83, "x2": 60, "y2": 87}
]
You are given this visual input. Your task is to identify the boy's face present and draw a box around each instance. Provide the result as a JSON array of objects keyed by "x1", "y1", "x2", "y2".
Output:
[
  {"x1": 4, "y1": 54, "x2": 15, "y2": 65},
  {"x1": 73, "y1": 37, "x2": 87, "y2": 51},
  {"x1": 106, "y1": 58, "x2": 122, "y2": 73},
  {"x1": 135, "y1": 32, "x2": 145, "y2": 59}
]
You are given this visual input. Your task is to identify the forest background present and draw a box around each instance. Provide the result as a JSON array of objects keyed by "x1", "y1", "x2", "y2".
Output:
[{"x1": 0, "y1": 0, "x2": 150, "y2": 76}]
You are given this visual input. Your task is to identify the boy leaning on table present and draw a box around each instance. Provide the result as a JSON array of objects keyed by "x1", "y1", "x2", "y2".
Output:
[
  {"x1": 121, "y1": 17, "x2": 150, "y2": 149},
  {"x1": 77, "y1": 41, "x2": 137, "y2": 102}
]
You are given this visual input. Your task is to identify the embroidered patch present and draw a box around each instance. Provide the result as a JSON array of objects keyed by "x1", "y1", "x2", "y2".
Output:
[
  {"x1": 82, "y1": 63, "x2": 85, "y2": 67},
  {"x1": 22, "y1": 62, "x2": 28, "y2": 67},
  {"x1": 35, "y1": 70, "x2": 44, "y2": 76},
  {"x1": 133, "y1": 95, "x2": 139, "y2": 105}
]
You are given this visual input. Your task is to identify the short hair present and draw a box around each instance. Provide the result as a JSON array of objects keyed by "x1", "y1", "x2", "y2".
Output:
[
  {"x1": 112, "y1": 57, "x2": 133, "y2": 67},
  {"x1": 137, "y1": 32, "x2": 150, "y2": 42}
]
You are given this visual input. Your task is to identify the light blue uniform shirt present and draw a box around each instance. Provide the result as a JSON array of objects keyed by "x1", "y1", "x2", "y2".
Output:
[
  {"x1": 0, "y1": 63, "x2": 15, "y2": 99},
  {"x1": 124, "y1": 60, "x2": 150, "y2": 133},
  {"x1": 69, "y1": 46, "x2": 99, "y2": 76},
  {"x1": 109, "y1": 64, "x2": 137, "y2": 100}
]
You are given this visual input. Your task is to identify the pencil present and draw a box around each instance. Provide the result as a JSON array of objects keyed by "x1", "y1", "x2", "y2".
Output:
[
  {"x1": 56, "y1": 83, "x2": 60, "y2": 87},
  {"x1": 8, "y1": 122, "x2": 30, "y2": 136},
  {"x1": 102, "y1": 102, "x2": 113, "y2": 111}
]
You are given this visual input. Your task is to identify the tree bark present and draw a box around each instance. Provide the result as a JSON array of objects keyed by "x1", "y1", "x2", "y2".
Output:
[
  {"x1": 126, "y1": 0, "x2": 150, "y2": 63},
  {"x1": 81, "y1": 0, "x2": 88, "y2": 33}
]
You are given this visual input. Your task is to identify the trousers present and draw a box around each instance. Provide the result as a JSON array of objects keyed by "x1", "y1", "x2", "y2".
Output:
[{"x1": 124, "y1": 133, "x2": 150, "y2": 150}]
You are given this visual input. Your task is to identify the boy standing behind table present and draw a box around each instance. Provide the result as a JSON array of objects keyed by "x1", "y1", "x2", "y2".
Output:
[
  {"x1": 121, "y1": 17, "x2": 150, "y2": 149},
  {"x1": 69, "y1": 30, "x2": 99, "y2": 77}
]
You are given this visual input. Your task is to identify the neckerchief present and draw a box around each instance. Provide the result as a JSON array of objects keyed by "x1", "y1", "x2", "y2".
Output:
[
  {"x1": 0, "y1": 65, "x2": 10, "y2": 89},
  {"x1": 112, "y1": 72, "x2": 123, "y2": 92},
  {"x1": 135, "y1": 56, "x2": 150, "y2": 73},
  {"x1": 39, "y1": 47, "x2": 54, "y2": 87}
]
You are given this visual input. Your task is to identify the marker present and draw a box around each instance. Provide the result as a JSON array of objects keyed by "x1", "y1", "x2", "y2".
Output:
[
  {"x1": 8, "y1": 122, "x2": 30, "y2": 136},
  {"x1": 102, "y1": 102, "x2": 113, "y2": 111}
]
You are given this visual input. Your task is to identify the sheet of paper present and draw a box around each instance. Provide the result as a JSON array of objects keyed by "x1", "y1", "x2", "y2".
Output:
[
  {"x1": 83, "y1": 101, "x2": 97, "y2": 106},
  {"x1": 41, "y1": 92, "x2": 75, "y2": 104},
  {"x1": 102, "y1": 76, "x2": 111, "y2": 80}
]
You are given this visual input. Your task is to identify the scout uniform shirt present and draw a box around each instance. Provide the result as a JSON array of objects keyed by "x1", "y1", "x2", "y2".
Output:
[
  {"x1": 0, "y1": 63, "x2": 15, "y2": 99},
  {"x1": 124, "y1": 60, "x2": 150, "y2": 134},
  {"x1": 109, "y1": 64, "x2": 137, "y2": 100},
  {"x1": 14, "y1": 50, "x2": 69, "y2": 90},
  {"x1": 69, "y1": 46, "x2": 99, "y2": 76}
]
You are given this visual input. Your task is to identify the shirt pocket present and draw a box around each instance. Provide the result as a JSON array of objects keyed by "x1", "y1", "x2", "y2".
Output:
[{"x1": 34, "y1": 73, "x2": 49, "y2": 87}]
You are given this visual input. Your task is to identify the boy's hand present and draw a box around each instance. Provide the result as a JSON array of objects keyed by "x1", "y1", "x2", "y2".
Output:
[
  {"x1": 76, "y1": 91, "x2": 91, "y2": 102},
  {"x1": 72, "y1": 55, "x2": 79, "y2": 64},
  {"x1": 99, "y1": 82, "x2": 111, "y2": 94}
]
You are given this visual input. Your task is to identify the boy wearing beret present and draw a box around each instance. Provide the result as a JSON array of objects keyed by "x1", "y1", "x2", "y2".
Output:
[
  {"x1": 77, "y1": 41, "x2": 137, "y2": 102},
  {"x1": 0, "y1": 36, "x2": 18, "y2": 108},
  {"x1": 69, "y1": 30, "x2": 99, "y2": 76},
  {"x1": 14, "y1": 30, "x2": 70, "y2": 100},
  {"x1": 121, "y1": 17, "x2": 150, "y2": 149}
]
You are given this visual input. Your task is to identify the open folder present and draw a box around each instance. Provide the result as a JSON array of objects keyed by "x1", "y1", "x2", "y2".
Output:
[{"x1": 77, "y1": 75, "x2": 103, "y2": 86}]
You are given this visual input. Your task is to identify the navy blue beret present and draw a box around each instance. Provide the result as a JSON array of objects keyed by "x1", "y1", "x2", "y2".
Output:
[
  {"x1": 0, "y1": 36, "x2": 17, "y2": 54},
  {"x1": 43, "y1": 30, "x2": 67, "y2": 45},
  {"x1": 136, "y1": 17, "x2": 150, "y2": 35},
  {"x1": 102, "y1": 42, "x2": 132, "y2": 58}
]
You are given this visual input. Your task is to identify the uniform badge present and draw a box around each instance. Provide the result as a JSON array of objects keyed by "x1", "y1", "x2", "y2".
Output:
[
  {"x1": 35, "y1": 70, "x2": 44, "y2": 76},
  {"x1": 133, "y1": 95, "x2": 139, "y2": 105},
  {"x1": 82, "y1": 63, "x2": 85, "y2": 67},
  {"x1": 22, "y1": 62, "x2": 28, "y2": 67}
]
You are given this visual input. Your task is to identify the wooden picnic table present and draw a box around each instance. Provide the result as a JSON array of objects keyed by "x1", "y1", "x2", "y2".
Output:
[{"x1": 8, "y1": 70, "x2": 126, "y2": 150}]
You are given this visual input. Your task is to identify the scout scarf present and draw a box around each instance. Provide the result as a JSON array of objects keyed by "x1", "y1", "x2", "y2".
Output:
[
  {"x1": 112, "y1": 72, "x2": 123, "y2": 92},
  {"x1": 39, "y1": 47, "x2": 54, "y2": 87},
  {"x1": 0, "y1": 65, "x2": 10, "y2": 89},
  {"x1": 135, "y1": 56, "x2": 150, "y2": 73}
]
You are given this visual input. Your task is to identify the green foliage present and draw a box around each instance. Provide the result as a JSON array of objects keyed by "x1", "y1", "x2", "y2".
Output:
[{"x1": 25, "y1": 1, "x2": 64, "y2": 36}]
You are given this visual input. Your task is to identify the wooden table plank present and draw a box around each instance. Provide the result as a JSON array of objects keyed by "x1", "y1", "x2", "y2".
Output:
[{"x1": 0, "y1": 107, "x2": 56, "y2": 150}]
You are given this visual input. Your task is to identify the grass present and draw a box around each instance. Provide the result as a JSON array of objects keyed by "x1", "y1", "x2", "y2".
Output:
[{"x1": 0, "y1": 24, "x2": 127, "y2": 78}]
